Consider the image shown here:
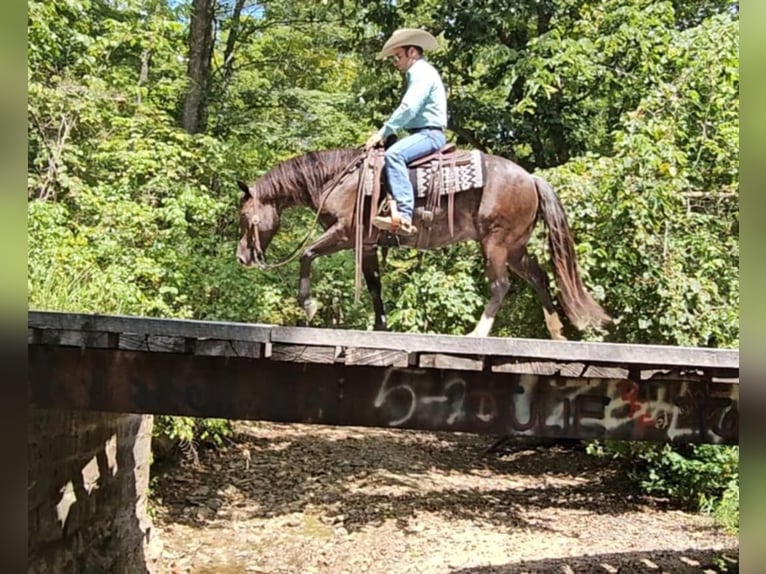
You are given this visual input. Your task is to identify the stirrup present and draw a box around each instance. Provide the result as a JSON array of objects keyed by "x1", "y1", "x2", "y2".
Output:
[{"x1": 373, "y1": 215, "x2": 417, "y2": 236}]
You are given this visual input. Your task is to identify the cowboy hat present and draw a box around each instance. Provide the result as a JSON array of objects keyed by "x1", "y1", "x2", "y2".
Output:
[{"x1": 378, "y1": 28, "x2": 438, "y2": 59}]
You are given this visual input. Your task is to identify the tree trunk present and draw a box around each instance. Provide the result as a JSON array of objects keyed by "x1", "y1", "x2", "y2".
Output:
[
  {"x1": 221, "y1": 0, "x2": 246, "y2": 88},
  {"x1": 182, "y1": 0, "x2": 216, "y2": 134}
]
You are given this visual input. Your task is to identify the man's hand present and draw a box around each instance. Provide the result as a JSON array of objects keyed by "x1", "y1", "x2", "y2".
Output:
[{"x1": 364, "y1": 132, "x2": 383, "y2": 150}]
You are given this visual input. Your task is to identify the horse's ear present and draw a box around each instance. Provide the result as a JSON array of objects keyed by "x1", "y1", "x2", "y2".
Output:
[{"x1": 237, "y1": 181, "x2": 251, "y2": 197}]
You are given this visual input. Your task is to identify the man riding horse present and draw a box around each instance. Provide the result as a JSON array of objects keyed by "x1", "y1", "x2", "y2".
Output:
[
  {"x1": 235, "y1": 29, "x2": 611, "y2": 339},
  {"x1": 364, "y1": 28, "x2": 448, "y2": 237}
]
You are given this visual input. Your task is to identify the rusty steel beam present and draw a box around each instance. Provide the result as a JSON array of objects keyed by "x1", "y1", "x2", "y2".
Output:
[{"x1": 28, "y1": 346, "x2": 738, "y2": 445}]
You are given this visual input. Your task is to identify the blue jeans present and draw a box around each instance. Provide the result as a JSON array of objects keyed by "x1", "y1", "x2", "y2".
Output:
[{"x1": 384, "y1": 128, "x2": 446, "y2": 222}]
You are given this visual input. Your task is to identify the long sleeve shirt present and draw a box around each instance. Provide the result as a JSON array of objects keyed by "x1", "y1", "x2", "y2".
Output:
[{"x1": 377, "y1": 58, "x2": 448, "y2": 139}]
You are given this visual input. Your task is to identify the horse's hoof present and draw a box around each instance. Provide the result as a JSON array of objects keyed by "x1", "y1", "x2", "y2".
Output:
[{"x1": 303, "y1": 299, "x2": 319, "y2": 323}]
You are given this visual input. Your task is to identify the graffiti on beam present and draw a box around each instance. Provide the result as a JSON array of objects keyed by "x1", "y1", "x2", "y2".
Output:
[{"x1": 372, "y1": 369, "x2": 738, "y2": 444}]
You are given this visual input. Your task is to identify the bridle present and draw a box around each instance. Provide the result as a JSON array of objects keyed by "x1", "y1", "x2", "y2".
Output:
[
  {"x1": 241, "y1": 147, "x2": 369, "y2": 271},
  {"x1": 245, "y1": 213, "x2": 264, "y2": 266}
]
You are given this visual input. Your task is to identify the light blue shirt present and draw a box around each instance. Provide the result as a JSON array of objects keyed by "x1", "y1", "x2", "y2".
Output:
[{"x1": 377, "y1": 58, "x2": 448, "y2": 139}]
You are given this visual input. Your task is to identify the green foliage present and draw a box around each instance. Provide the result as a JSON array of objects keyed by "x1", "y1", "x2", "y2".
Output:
[
  {"x1": 587, "y1": 441, "x2": 739, "y2": 532},
  {"x1": 382, "y1": 245, "x2": 486, "y2": 334},
  {"x1": 28, "y1": 0, "x2": 739, "y2": 499},
  {"x1": 153, "y1": 415, "x2": 232, "y2": 447},
  {"x1": 711, "y1": 477, "x2": 739, "y2": 535},
  {"x1": 539, "y1": 12, "x2": 738, "y2": 346}
]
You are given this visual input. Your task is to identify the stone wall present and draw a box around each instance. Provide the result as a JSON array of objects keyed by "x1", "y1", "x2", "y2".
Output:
[{"x1": 28, "y1": 408, "x2": 156, "y2": 573}]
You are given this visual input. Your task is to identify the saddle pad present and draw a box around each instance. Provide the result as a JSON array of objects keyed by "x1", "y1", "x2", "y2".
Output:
[
  {"x1": 410, "y1": 149, "x2": 484, "y2": 197},
  {"x1": 363, "y1": 149, "x2": 484, "y2": 197}
]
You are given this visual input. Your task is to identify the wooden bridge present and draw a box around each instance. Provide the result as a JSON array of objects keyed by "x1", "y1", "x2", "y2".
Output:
[{"x1": 28, "y1": 310, "x2": 739, "y2": 444}]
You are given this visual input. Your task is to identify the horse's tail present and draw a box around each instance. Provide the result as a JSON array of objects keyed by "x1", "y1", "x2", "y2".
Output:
[{"x1": 532, "y1": 175, "x2": 611, "y2": 331}]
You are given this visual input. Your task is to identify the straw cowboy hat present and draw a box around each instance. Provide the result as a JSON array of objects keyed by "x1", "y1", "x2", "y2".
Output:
[{"x1": 378, "y1": 28, "x2": 438, "y2": 59}]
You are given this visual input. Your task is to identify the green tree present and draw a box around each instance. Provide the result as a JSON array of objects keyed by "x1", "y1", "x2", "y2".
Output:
[
  {"x1": 543, "y1": 12, "x2": 738, "y2": 346},
  {"x1": 28, "y1": 1, "x2": 739, "y2": 512}
]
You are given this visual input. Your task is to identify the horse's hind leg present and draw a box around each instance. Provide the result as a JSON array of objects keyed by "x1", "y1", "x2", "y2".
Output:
[
  {"x1": 362, "y1": 247, "x2": 387, "y2": 330},
  {"x1": 508, "y1": 249, "x2": 566, "y2": 340},
  {"x1": 468, "y1": 239, "x2": 511, "y2": 337}
]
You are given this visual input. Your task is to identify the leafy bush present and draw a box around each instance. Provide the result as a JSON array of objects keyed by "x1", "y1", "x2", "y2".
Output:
[
  {"x1": 152, "y1": 416, "x2": 233, "y2": 464},
  {"x1": 587, "y1": 441, "x2": 739, "y2": 533},
  {"x1": 711, "y1": 477, "x2": 739, "y2": 535},
  {"x1": 153, "y1": 415, "x2": 231, "y2": 446}
]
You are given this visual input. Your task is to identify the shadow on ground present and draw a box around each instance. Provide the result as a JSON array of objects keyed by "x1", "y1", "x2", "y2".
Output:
[
  {"x1": 449, "y1": 547, "x2": 739, "y2": 573},
  {"x1": 151, "y1": 422, "x2": 679, "y2": 535}
]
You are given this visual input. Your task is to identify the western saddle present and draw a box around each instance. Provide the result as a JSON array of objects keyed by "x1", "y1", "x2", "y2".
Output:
[{"x1": 367, "y1": 142, "x2": 468, "y2": 238}]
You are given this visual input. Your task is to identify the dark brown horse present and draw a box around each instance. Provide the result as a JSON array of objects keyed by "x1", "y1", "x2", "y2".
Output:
[{"x1": 236, "y1": 147, "x2": 610, "y2": 339}]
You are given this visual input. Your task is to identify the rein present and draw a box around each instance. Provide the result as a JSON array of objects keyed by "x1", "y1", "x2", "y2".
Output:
[{"x1": 250, "y1": 148, "x2": 369, "y2": 271}]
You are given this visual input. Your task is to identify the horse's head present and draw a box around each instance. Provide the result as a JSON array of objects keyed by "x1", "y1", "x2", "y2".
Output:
[{"x1": 236, "y1": 180, "x2": 280, "y2": 267}]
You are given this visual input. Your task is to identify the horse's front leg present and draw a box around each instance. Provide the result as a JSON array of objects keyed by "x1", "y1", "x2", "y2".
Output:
[
  {"x1": 362, "y1": 246, "x2": 387, "y2": 331},
  {"x1": 299, "y1": 223, "x2": 350, "y2": 322}
]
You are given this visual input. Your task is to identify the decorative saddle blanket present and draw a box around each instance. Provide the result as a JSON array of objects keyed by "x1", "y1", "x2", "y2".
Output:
[
  {"x1": 363, "y1": 148, "x2": 485, "y2": 197},
  {"x1": 410, "y1": 148, "x2": 485, "y2": 197}
]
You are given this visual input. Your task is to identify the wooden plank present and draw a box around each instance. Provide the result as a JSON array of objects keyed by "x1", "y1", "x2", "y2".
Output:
[
  {"x1": 270, "y1": 344, "x2": 337, "y2": 364},
  {"x1": 28, "y1": 310, "x2": 272, "y2": 343},
  {"x1": 119, "y1": 334, "x2": 191, "y2": 353},
  {"x1": 419, "y1": 354, "x2": 484, "y2": 371},
  {"x1": 32, "y1": 329, "x2": 114, "y2": 349},
  {"x1": 344, "y1": 348, "x2": 409, "y2": 367},
  {"x1": 28, "y1": 311, "x2": 739, "y2": 372},
  {"x1": 194, "y1": 339, "x2": 263, "y2": 359},
  {"x1": 492, "y1": 361, "x2": 560, "y2": 375},
  {"x1": 492, "y1": 361, "x2": 597, "y2": 377},
  {"x1": 583, "y1": 365, "x2": 630, "y2": 379},
  {"x1": 270, "y1": 325, "x2": 738, "y2": 370},
  {"x1": 642, "y1": 368, "x2": 681, "y2": 380},
  {"x1": 559, "y1": 362, "x2": 587, "y2": 377}
]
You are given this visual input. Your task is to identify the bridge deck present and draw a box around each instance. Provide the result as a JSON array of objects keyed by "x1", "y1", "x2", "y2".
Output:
[{"x1": 28, "y1": 311, "x2": 739, "y2": 444}]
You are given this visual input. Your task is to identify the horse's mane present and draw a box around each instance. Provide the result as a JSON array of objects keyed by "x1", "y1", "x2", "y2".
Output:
[{"x1": 254, "y1": 147, "x2": 360, "y2": 204}]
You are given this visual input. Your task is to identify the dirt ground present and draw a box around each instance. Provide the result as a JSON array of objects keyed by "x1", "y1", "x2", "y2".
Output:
[{"x1": 149, "y1": 422, "x2": 738, "y2": 574}]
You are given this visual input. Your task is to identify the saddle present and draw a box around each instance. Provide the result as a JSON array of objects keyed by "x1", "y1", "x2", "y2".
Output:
[
  {"x1": 365, "y1": 143, "x2": 485, "y2": 238},
  {"x1": 408, "y1": 142, "x2": 458, "y2": 167}
]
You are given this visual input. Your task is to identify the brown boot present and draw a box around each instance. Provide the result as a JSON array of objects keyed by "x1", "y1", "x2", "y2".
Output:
[
  {"x1": 397, "y1": 219, "x2": 418, "y2": 236},
  {"x1": 373, "y1": 215, "x2": 418, "y2": 236}
]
